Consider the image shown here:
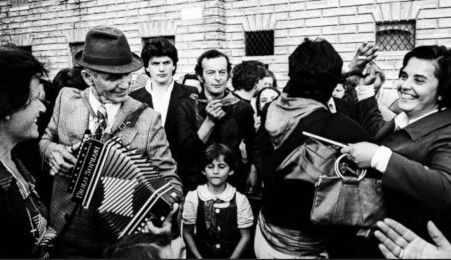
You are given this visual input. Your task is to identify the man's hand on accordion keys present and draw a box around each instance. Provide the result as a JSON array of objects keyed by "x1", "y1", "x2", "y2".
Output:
[
  {"x1": 141, "y1": 203, "x2": 179, "y2": 236},
  {"x1": 45, "y1": 142, "x2": 80, "y2": 176}
]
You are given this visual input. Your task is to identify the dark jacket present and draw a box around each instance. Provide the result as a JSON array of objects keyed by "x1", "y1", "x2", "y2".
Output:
[
  {"x1": 358, "y1": 97, "x2": 451, "y2": 240},
  {"x1": 130, "y1": 74, "x2": 198, "y2": 162},
  {"x1": 256, "y1": 95, "x2": 372, "y2": 233},
  {"x1": 176, "y1": 91, "x2": 255, "y2": 192}
]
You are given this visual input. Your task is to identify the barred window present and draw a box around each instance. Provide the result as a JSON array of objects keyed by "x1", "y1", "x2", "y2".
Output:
[
  {"x1": 69, "y1": 42, "x2": 84, "y2": 67},
  {"x1": 376, "y1": 21, "x2": 415, "y2": 51},
  {"x1": 10, "y1": 0, "x2": 28, "y2": 5},
  {"x1": 245, "y1": 30, "x2": 274, "y2": 56},
  {"x1": 141, "y1": 36, "x2": 175, "y2": 47}
]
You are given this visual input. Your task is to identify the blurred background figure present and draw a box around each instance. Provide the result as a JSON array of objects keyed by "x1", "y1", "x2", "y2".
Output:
[
  {"x1": 254, "y1": 86, "x2": 281, "y2": 129},
  {"x1": 261, "y1": 69, "x2": 278, "y2": 90},
  {"x1": 231, "y1": 60, "x2": 267, "y2": 103}
]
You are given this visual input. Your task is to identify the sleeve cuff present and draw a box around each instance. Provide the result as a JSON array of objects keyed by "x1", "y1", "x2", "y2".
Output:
[
  {"x1": 370, "y1": 145, "x2": 392, "y2": 173},
  {"x1": 356, "y1": 85, "x2": 375, "y2": 102}
]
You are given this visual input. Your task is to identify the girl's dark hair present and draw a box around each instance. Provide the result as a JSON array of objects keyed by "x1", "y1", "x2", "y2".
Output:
[
  {"x1": 201, "y1": 143, "x2": 237, "y2": 171},
  {"x1": 141, "y1": 37, "x2": 179, "y2": 76},
  {"x1": 0, "y1": 46, "x2": 46, "y2": 119},
  {"x1": 232, "y1": 61, "x2": 266, "y2": 91},
  {"x1": 400, "y1": 45, "x2": 451, "y2": 108},
  {"x1": 255, "y1": 87, "x2": 281, "y2": 116},
  {"x1": 283, "y1": 38, "x2": 343, "y2": 104}
]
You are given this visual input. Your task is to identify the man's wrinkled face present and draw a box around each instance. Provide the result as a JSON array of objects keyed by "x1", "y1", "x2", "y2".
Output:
[
  {"x1": 199, "y1": 56, "x2": 229, "y2": 98},
  {"x1": 83, "y1": 69, "x2": 132, "y2": 104}
]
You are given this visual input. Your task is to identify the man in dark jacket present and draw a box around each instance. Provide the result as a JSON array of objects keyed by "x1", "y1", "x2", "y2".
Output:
[{"x1": 130, "y1": 37, "x2": 198, "y2": 162}]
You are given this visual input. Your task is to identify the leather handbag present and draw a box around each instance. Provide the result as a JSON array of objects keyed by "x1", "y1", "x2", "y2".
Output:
[{"x1": 308, "y1": 146, "x2": 386, "y2": 227}]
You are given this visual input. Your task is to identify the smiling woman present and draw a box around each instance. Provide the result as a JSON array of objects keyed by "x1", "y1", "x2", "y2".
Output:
[
  {"x1": 343, "y1": 45, "x2": 451, "y2": 244},
  {"x1": 0, "y1": 46, "x2": 56, "y2": 258}
]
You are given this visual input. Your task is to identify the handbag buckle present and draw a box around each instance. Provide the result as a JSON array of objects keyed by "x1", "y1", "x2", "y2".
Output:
[{"x1": 334, "y1": 154, "x2": 367, "y2": 181}]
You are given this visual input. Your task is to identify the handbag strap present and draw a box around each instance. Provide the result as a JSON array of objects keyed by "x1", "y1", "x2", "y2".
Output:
[{"x1": 109, "y1": 104, "x2": 148, "y2": 137}]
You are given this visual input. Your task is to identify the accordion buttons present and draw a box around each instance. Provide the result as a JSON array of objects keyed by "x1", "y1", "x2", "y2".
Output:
[
  {"x1": 215, "y1": 209, "x2": 220, "y2": 214},
  {"x1": 215, "y1": 244, "x2": 221, "y2": 249}
]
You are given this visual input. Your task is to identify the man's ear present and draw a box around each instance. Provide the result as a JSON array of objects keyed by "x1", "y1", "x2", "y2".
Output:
[
  {"x1": 81, "y1": 69, "x2": 95, "y2": 88},
  {"x1": 197, "y1": 74, "x2": 204, "y2": 84},
  {"x1": 201, "y1": 170, "x2": 206, "y2": 176}
]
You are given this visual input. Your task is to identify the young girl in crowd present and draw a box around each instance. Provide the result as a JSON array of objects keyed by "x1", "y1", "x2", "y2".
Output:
[{"x1": 182, "y1": 143, "x2": 254, "y2": 258}]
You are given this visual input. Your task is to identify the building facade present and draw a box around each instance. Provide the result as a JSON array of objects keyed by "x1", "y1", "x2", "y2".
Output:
[{"x1": 1, "y1": 0, "x2": 450, "y2": 96}]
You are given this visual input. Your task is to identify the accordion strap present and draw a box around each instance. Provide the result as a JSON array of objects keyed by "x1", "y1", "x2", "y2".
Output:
[{"x1": 110, "y1": 104, "x2": 148, "y2": 137}]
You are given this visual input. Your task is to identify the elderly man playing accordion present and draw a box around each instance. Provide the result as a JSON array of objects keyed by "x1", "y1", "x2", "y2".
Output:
[{"x1": 39, "y1": 26, "x2": 182, "y2": 258}]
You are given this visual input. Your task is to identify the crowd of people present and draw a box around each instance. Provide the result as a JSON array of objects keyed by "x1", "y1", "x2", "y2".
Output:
[{"x1": 1, "y1": 25, "x2": 451, "y2": 259}]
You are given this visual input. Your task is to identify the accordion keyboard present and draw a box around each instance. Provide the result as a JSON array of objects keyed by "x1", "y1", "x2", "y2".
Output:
[{"x1": 68, "y1": 137, "x2": 181, "y2": 238}]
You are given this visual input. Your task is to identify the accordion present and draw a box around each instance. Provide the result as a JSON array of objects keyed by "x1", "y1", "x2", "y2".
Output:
[{"x1": 67, "y1": 136, "x2": 181, "y2": 238}]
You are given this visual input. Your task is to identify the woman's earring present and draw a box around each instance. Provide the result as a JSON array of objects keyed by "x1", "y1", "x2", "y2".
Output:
[{"x1": 438, "y1": 96, "x2": 443, "y2": 101}]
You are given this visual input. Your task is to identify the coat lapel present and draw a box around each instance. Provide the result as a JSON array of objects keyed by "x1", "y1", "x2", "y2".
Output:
[
  {"x1": 166, "y1": 82, "x2": 184, "y2": 130},
  {"x1": 111, "y1": 98, "x2": 140, "y2": 146},
  {"x1": 67, "y1": 88, "x2": 91, "y2": 139}
]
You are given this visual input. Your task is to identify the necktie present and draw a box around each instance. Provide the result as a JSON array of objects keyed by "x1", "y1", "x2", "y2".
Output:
[{"x1": 95, "y1": 105, "x2": 107, "y2": 140}]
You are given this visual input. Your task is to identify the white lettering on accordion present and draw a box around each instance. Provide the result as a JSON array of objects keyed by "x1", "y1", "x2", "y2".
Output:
[{"x1": 75, "y1": 145, "x2": 101, "y2": 200}]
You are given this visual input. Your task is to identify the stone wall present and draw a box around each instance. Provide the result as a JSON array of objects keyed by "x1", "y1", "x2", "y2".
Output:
[{"x1": 1, "y1": 0, "x2": 450, "y2": 97}]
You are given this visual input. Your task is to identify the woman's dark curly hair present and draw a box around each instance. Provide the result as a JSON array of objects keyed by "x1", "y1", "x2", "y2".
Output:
[
  {"x1": 0, "y1": 46, "x2": 46, "y2": 119},
  {"x1": 283, "y1": 38, "x2": 343, "y2": 104},
  {"x1": 399, "y1": 45, "x2": 451, "y2": 109}
]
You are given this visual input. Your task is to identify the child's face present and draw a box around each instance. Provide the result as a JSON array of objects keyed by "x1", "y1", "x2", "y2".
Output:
[{"x1": 202, "y1": 155, "x2": 234, "y2": 188}]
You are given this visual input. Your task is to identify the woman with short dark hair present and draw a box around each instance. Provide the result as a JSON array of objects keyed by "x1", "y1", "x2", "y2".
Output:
[
  {"x1": 343, "y1": 45, "x2": 451, "y2": 248},
  {"x1": 0, "y1": 47, "x2": 56, "y2": 258}
]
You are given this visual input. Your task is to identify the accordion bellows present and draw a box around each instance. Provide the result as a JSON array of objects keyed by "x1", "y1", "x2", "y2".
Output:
[{"x1": 68, "y1": 137, "x2": 181, "y2": 238}]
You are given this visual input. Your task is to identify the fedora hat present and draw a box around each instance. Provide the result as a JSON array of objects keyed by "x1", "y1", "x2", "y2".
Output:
[{"x1": 74, "y1": 26, "x2": 143, "y2": 74}]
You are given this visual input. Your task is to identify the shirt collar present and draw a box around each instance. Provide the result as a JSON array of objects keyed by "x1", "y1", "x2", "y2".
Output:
[
  {"x1": 88, "y1": 88, "x2": 121, "y2": 118},
  {"x1": 394, "y1": 109, "x2": 440, "y2": 130},
  {"x1": 145, "y1": 79, "x2": 174, "y2": 95},
  {"x1": 197, "y1": 183, "x2": 236, "y2": 202}
]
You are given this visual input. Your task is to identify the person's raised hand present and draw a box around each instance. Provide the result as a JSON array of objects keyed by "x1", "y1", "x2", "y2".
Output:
[
  {"x1": 205, "y1": 99, "x2": 226, "y2": 122},
  {"x1": 340, "y1": 142, "x2": 379, "y2": 168},
  {"x1": 375, "y1": 218, "x2": 451, "y2": 259},
  {"x1": 348, "y1": 42, "x2": 378, "y2": 74},
  {"x1": 142, "y1": 203, "x2": 179, "y2": 236}
]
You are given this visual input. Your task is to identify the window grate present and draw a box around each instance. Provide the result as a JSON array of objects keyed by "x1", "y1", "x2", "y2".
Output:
[
  {"x1": 142, "y1": 36, "x2": 175, "y2": 47},
  {"x1": 376, "y1": 21, "x2": 415, "y2": 51},
  {"x1": 245, "y1": 30, "x2": 274, "y2": 56}
]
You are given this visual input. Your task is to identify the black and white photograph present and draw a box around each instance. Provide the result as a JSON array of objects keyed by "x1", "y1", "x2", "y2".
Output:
[{"x1": 1, "y1": 0, "x2": 451, "y2": 258}]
